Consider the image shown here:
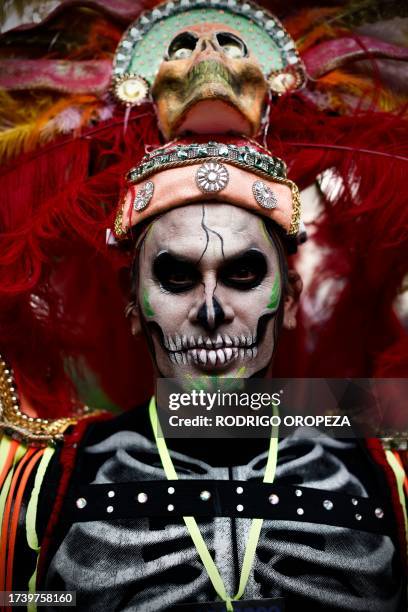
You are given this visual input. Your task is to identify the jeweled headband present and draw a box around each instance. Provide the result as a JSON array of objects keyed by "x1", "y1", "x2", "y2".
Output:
[
  {"x1": 113, "y1": 139, "x2": 302, "y2": 244},
  {"x1": 112, "y1": 0, "x2": 306, "y2": 105}
]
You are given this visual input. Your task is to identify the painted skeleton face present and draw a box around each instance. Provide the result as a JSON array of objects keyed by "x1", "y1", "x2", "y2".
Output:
[
  {"x1": 152, "y1": 23, "x2": 268, "y2": 140},
  {"x1": 136, "y1": 204, "x2": 285, "y2": 381}
]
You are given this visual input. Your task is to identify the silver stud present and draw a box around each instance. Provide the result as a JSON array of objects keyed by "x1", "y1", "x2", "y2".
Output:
[
  {"x1": 76, "y1": 497, "x2": 87, "y2": 509},
  {"x1": 196, "y1": 162, "x2": 229, "y2": 193},
  {"x1": 167, "y1": 504, "x2": 174, "y2": 511},
  {"x1": 295, "y1": 489, "x2": 302, "y2": 497},
  {"x1": 351, "y1": 498, "x2": 358, "y2": 506},
  {"x1": 323, "y1": 500, "x2": 333, "y2": 511},
  {"x1": 268, "y1": 494, "x2": 279, "y2": 505},
  {"x1": 106, "y1": 505, "x2": 114, "y2": 513},
  {"x1": 355, "y1": 513, "x2": 362, "y2": 521},
  {"x1": 108, "y1": 490, "x2": 115, "y2": 498},
  {"x1": 375, "y1": 507, "x2": 384, "y2": 519},
  {"x1": 168, "y1": 486, "x2": 175, "y2": 494},
  {"x1": 236, "y1": 486, "x2": 244, "y2": 494},
  {"x1": 137, "y1": 492, "x2": 148, "y2": 503},
  {"x1": 297, "y1": 507, "x2": 304, "y2": 516},
  {"x1": 133, "y1": 181, "x2": 154, "y2": 212},
  {"x1": 200, "y1": 490, "x2": 211, "y2": 501},
  {"x1": 237, "y1": 504, "x2": 244, "y2": 512},
  {"x1": 253, "y1": 180, "x2": 278, "y2": 210}
]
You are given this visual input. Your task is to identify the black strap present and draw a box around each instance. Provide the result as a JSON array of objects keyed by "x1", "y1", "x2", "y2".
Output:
[{"x1": 68, "y1": 480, "x2": 390, "y2": 534}]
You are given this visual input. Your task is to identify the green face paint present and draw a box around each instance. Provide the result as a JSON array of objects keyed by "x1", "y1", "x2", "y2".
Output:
[
  {"x1": 267, "y1": 272, "x2": 281, "y2": 311},
  {"x1": 142, "y1": 289, "x2": 155, "y2": 318}
]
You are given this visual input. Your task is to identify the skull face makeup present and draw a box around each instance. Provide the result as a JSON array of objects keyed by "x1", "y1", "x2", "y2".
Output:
[
  {"x1": 134, "y1": 204, "x2": 291, "y2": 381},
  {"x1": 152, "y1": 24, "x2": 268, "y2": 140}
]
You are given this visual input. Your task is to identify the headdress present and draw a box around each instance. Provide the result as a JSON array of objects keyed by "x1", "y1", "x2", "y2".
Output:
[
  {"x1": 111, "y1": 0, "x2": 306, "y2": 106},
  {"x1": 113, "y1": 137, "x2": 301, "y2": 247},
  {"x1": 0, "y1": 0, "x2": 407, "y2": 430}
]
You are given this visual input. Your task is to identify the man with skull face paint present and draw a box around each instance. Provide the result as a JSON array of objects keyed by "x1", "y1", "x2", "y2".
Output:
[
  {"x1": 40, "y1": 139, "x2": 405, "y2": 611},
  {"x1": 129, "y1": 201, "x2": 297, "y2": 379}
]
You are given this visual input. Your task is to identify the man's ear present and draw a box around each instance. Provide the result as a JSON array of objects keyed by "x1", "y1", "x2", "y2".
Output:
[
  {"x1": 283, "y1": 269, "x2": 302, "y2": 330},
  {"x1": 125, "y1": 301, "x2": 141, "y2": 336}
]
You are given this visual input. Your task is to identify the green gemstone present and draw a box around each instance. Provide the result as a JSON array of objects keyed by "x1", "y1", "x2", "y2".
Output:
[
  {"x1": 197, "y1": 146, "x2": 208, "y2": 157},
  {"x1": 177, "y1": 150, "x2": 188, "y2": 159}
]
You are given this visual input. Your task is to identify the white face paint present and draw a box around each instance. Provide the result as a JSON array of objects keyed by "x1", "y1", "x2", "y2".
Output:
[{"x1": 136, "y1": 204, "x2": 283, "y2": 381}]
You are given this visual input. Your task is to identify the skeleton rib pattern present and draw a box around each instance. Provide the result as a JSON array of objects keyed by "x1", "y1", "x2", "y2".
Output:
[{"x1": 45, "y1": 426, "x2": 400, "y2": 611}]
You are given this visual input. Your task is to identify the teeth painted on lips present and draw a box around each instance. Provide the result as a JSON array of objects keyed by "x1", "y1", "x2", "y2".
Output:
[
  {"x1": 215, "y1": 334, "x2": 223, "y2": 348},
  {"x1": 165, "y1": 332, "x2": 258, "y2": 351},
  {"x1": 217, "y1": 349, "x2": 226, "y2": 364},
  {"x1": 168, "y1": 346, "x2": 258, "y2": 367},
  {"x1": 169, "y1": 347, "x2": 258, "y2": 367}
]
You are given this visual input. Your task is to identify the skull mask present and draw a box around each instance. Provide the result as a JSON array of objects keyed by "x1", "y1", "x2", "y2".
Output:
[
  {"x1": 152, "y1": 24, "x2": 269, "y2": 140},
  {"x1": 131, "y1": 204, "x2": 299, "y2": 383}
]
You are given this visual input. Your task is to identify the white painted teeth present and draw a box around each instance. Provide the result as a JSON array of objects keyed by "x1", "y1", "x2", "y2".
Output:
[
  {"x1": 209, "y1": 350, "x2": 217, "y2": 365},
  {"x1": 217, "y1": 349, "x2": 226, "y2": 364},
  {"x1": 166, "y1": 332, "x2": 258, "y2": 358},
  {"x1": 175, "y1": 334, "x2": 182, "y2": 350},
  {"x1": 215, "y1": 334, "x2": 223, "y2": 348},
  {"x1": 168, "y1": 345, "x2": 258, "y2": 367}
]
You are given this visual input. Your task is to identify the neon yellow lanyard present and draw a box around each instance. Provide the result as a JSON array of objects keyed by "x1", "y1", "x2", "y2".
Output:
[{"x1": 149, "y1": 397, "x2": 279, "y2": 612}]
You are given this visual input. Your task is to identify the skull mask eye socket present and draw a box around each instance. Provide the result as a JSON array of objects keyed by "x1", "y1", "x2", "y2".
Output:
[
  {"x1": 167, "y1": 32, "x2": 198, "y2": 60},
  {"x1": 216, "y1": 32, "x2": 248, "y2": 59}
]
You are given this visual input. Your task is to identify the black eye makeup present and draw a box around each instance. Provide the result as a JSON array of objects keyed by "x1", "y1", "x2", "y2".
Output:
[
  {"x1": 153, "y1": 252, "x2": 201, "y2": 293},
  {"x1": 219, "y1": 249, "x2": 267, "y2": 290}
]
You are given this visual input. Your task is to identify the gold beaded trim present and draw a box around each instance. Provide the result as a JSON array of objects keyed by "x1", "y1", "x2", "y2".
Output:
[
  {"x1": 113, "y1": 159, "x2": 301, "y2": 238},
  {"x1": 0, "y1": 355, "x2": 101, "y2": 446}
]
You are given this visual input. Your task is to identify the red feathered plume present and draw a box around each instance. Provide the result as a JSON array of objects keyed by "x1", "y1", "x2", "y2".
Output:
[{"x1": 0, "y1": 111, "x2": 160, "y2": 417}]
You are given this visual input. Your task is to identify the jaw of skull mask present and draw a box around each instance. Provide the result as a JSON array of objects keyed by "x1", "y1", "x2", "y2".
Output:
[
  {"x1": 134, "y1": 203, "x2": 286, "y2": 383},
  {"x1": 151, "y1": 24, "x2": 269, "y2": 140}
]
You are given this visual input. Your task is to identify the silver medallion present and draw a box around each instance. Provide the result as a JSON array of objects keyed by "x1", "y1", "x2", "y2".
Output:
[
  {"x1": 252, "y1": 180, "x2": 278, "y2": 209},
  {"x1": 196, "y1": 162, "x2": 229, "y2": 193},
  {"x1": 133, "y1": 180, "x2": 154, "y2": 211}
]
